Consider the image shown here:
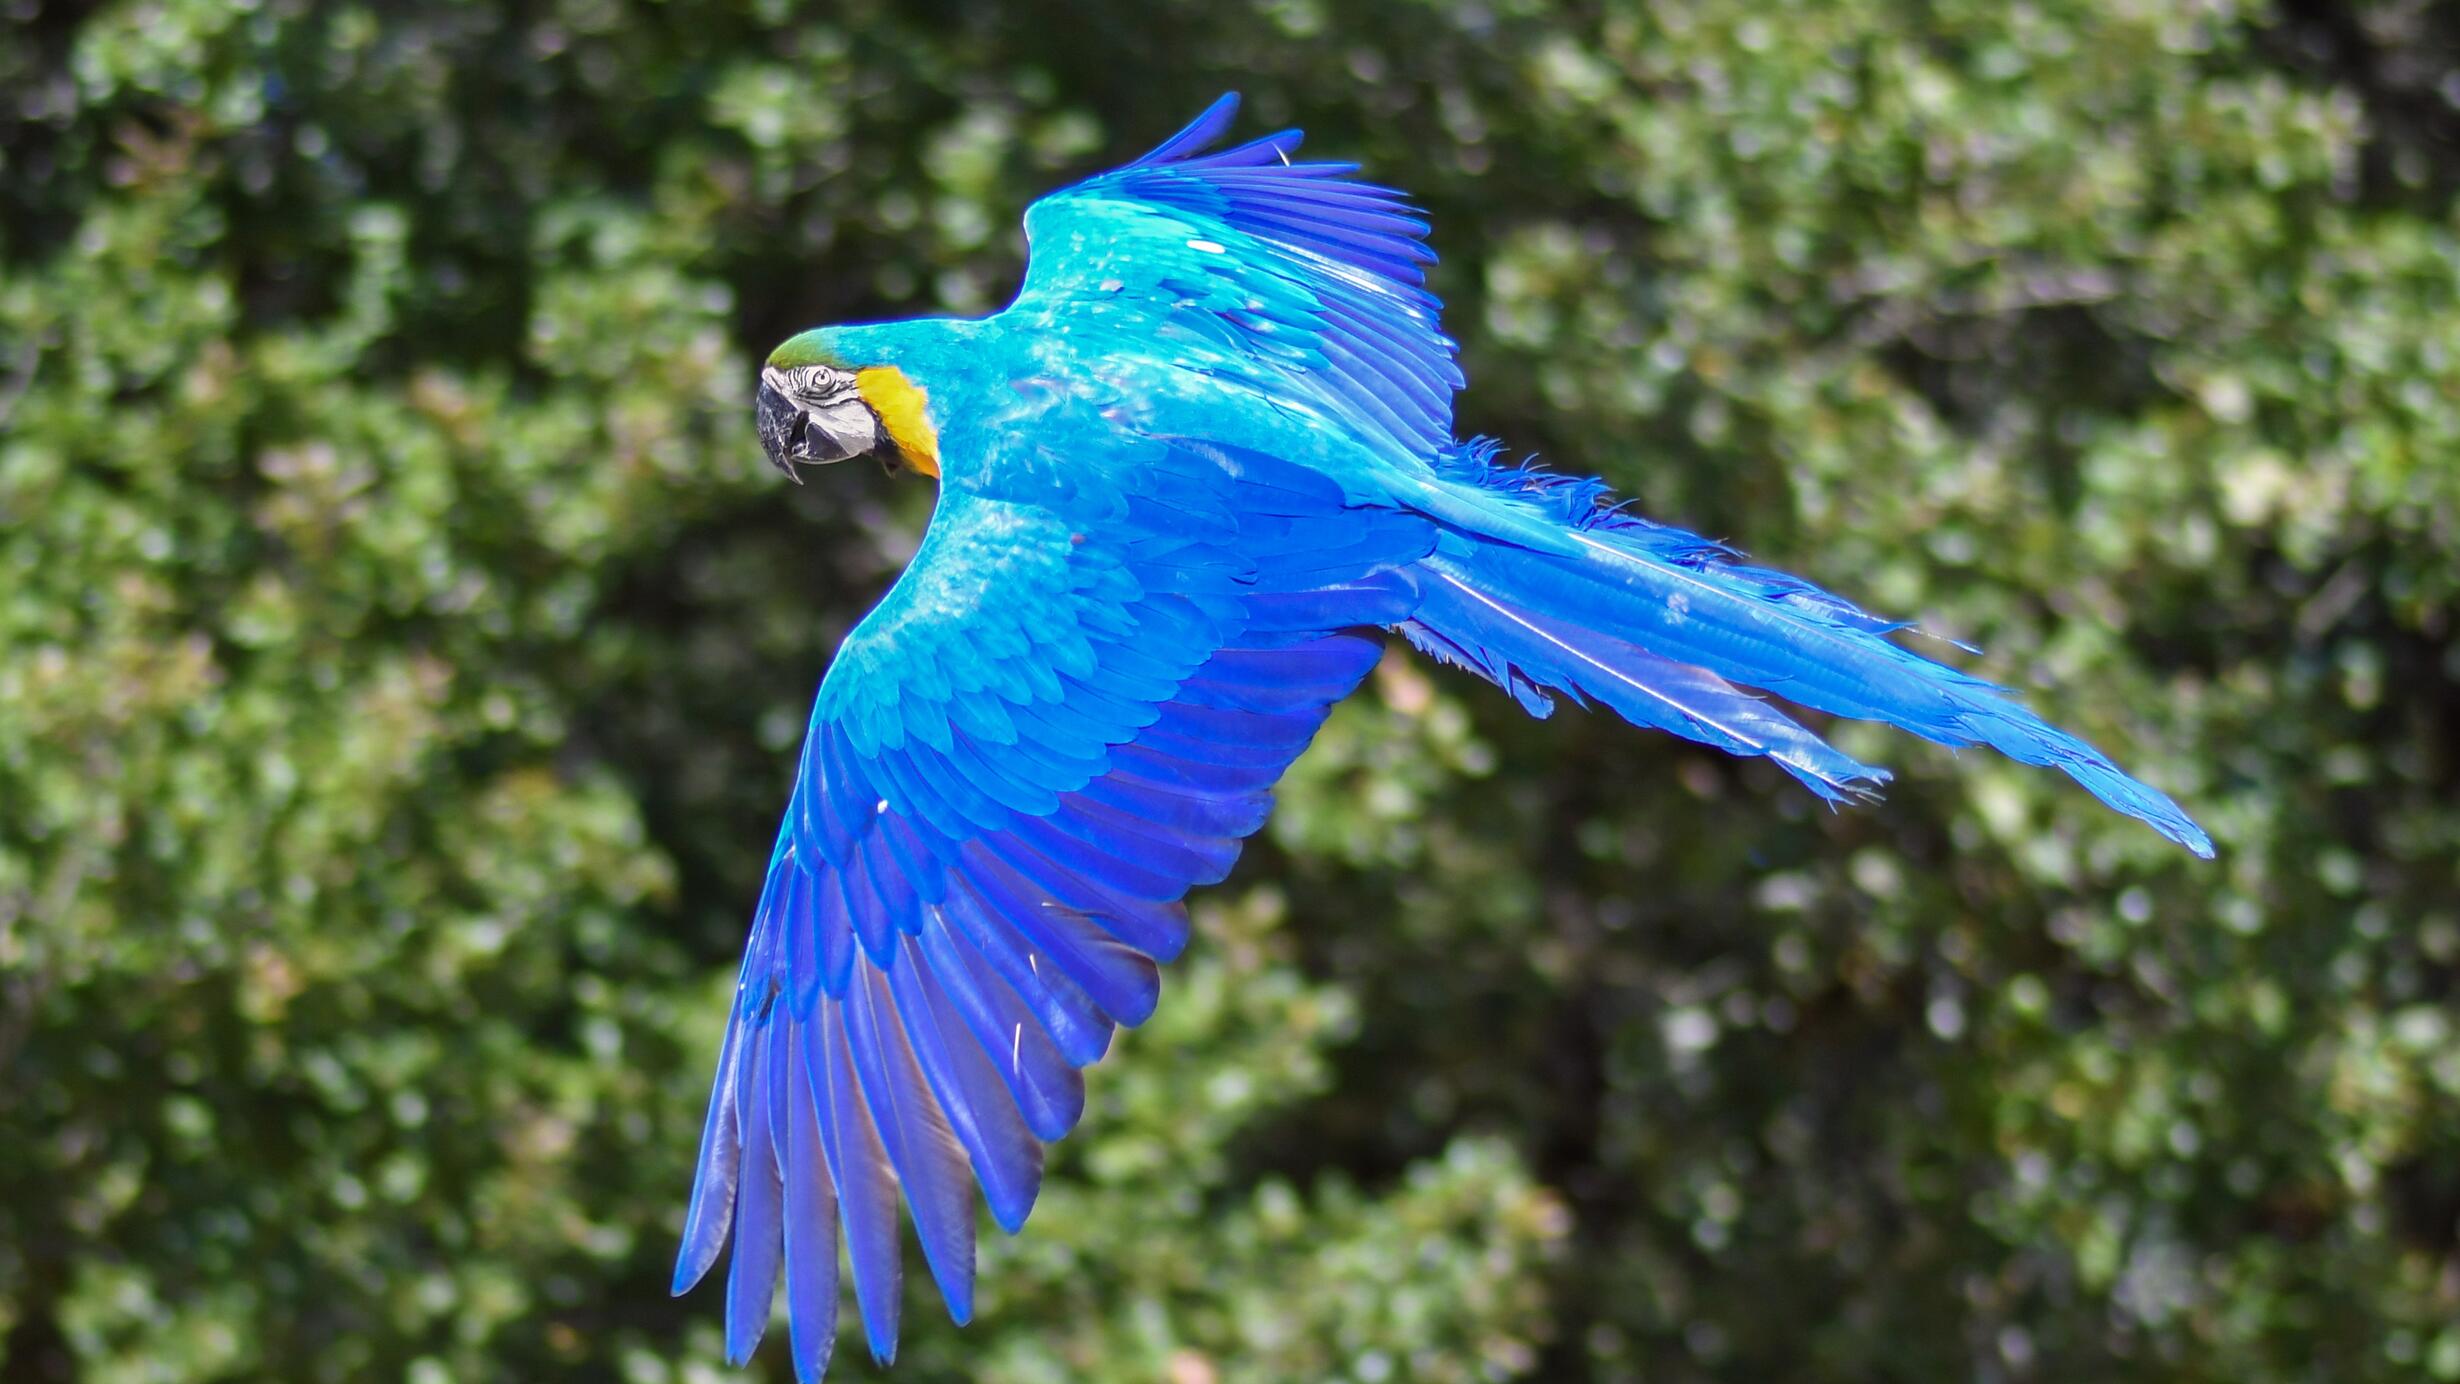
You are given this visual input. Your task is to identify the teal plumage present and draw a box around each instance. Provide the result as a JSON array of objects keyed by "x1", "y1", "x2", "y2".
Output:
[{"x1": 676, "y1": 94, "x2": 2212, "y2": 1379}]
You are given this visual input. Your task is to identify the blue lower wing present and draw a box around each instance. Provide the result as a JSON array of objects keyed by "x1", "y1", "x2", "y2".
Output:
[{"x1": 674, "y1": 436, "x2": 1431, "y2": 1377}]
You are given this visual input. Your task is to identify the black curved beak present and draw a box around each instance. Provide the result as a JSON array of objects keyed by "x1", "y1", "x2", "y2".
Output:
[
  {"x1": 755, "y1": 370, "x2": 877, "y2": 482},
  {"x1": 755, "y1": 376, "x2": 802, "y2": 479},
  {"x1": 754, "y1": 377, "x2": 821, "y2": 483}
]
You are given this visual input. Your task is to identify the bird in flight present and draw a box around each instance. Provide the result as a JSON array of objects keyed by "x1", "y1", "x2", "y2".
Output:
[{"x1": 673, "y1": 94, "x2": 2212, "y2": 1379}]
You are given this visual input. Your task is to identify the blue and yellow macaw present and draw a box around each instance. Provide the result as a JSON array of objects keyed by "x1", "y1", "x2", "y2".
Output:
[{"x1": 674, "y1": 95, "x2": 2211, "y2": 1378}]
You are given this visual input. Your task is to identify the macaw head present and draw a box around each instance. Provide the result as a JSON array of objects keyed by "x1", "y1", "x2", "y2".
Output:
[{"x1": 755, "y1": 327, "x2": 941, "y2": 482}]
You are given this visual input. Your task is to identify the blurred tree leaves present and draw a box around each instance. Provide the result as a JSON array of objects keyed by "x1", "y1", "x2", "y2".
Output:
[{"x1": 4, "y1": 0, "x2": 2458, "y2": 1380}]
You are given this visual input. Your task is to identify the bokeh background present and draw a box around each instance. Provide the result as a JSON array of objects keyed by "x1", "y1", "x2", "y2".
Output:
[{"x1": 6, "y1": 0, "x2": 2460, "y2": 1379}]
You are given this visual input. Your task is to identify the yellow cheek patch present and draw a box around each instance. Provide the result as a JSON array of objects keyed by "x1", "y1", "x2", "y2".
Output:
[{"x1": 855, "y1": 367, "x2": 941, "y2": 479}]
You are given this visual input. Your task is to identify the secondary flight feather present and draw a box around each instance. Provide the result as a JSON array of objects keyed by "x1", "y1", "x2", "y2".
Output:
[{"x1": 675, "y1": 94, "x2": 2213, "y2": 1379}]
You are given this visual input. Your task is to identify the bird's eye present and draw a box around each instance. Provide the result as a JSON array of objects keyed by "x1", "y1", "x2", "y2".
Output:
[{"x1": 784, "y1": 365, "x2": 856, "y2": 403}]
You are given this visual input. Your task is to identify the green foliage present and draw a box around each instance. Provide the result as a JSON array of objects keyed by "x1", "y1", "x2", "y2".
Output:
[{"x1": 4, "y1": 0, "x2": 2458, "y2": 1378}]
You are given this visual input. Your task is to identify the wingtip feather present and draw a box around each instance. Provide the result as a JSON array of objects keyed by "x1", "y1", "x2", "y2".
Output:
[{"x1": 1139, "y1": 92, "x2": 1243, "y2": 166}]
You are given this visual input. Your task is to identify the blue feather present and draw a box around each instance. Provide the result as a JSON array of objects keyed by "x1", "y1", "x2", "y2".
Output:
[
  {"x1": 671, "y1": 1005, "x2": 745, "y2": 1295},
  {"x1": 845, "y1": 965, "x2": 976, "y2": 1323},
  {"x1": 1074, "y1": 766, "x2": 1275, "y2": 839},
  {"x1": 811, "y1": 1003, "x2": 903, "y2": 1364},
  {"x1": 775, "y1": 857, "x2": 822, "y2": 1017},
  {"x1": 1241, "y1": 578, "x2": 1421, "y2": 638},
  {"x1": 887, "y1": 935, "x2": 1045, "y2": 1233},
  {"x1": 1147, "y1": 698, "x2": 1318, "y2": 753},
  {"x1": 813, "y1": 861, "x2": 856, "y2": 998},
  {"x1": 779, "y1": 1034, "x2": 840, "y2": 1384},
  {"x1": 1106, "y1": 739, "x2": 1283, "y2": 795},
  {"x1": 722, "y1": 1020, "x2": 783, "y2": 1364},
  {"x1": 917, "y1": 903, "x2": 1092, "y2": 1135},
  {"x1": 1000, "y1": 809, "x2": 1190, "y2": 908},
  {"x1": 1048, "y1": 792, "x2": 1239, "y2": 895},
  {"x1": 943, "y1": 685, "x2": 1020, "y2": 746},
  {"x1": 838, "y1": 839, "x2": 901, "y2": 966},
  {"x1": 937, "y1": 873, "x2": 1118, "y2": 1063},
  {"x1": 1132, "y1": 92, "x2": 1242, "y2": 166},
  {"x1": 994, "y1": 696, "x2": 1118, "y2": 769},
  {"x1": 791, "y1": 730, "x2": 867, "y2": 868},
  {"x1": 1002, "y1": 809, "x2": 1203, "y2": 954},
  {"x1": 1183, "y1": 637, "x2": 1382, "y2": 713},
  {"x1": 1134, "y1": 722, "x2": 1307, "y2": 771},
  {"x1": 866, "y1": 744, "x2": 967, "y2": 842},
  {"x1": 934, "y1": 730, "x2": 1068, "y2": 821},
  {"x1": 875, "y1": 812, "x2": 950, "y2": 905},
  {"x1": 959, "y1": 845, "x2": 1162, "y2": 1025}
]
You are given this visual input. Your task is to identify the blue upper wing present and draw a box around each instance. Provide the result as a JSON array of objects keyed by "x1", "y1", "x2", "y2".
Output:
[
  {"x1": 672, "y1": 410, "x2": 1435, "y2": 1378},
  {"x1": 1009, "y1": 93, "x2": 1462, "y2": 462}
]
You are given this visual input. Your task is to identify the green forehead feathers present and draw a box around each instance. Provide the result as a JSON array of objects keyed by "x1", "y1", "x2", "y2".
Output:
[{"x1": 766, "y1": 333, "x2": 847, "y2": 369}]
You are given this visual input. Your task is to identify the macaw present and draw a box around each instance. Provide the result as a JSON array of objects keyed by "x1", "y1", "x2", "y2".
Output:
[{"x1": 673, "y1": 94, "x2": 2211, "y2": 1378}]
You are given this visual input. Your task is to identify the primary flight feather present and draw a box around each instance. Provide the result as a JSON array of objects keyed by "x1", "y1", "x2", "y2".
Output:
[{"x1": 675, "y1": 94, "x2": 2213, "y2": 1378}]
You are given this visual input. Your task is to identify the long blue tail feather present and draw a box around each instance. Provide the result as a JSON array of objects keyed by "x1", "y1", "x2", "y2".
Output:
[
  {"x1": 1406, "y1": 442, "x2": 2214, "y2": 857},
  {"x1": 1401, "y1": 561, "x2": 1894, "y2": 804}
]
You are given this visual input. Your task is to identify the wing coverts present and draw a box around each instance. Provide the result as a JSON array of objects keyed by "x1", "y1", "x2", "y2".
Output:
[{"x1": 1014, "y1": 93, "x2": 1462, "y2": 462}]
